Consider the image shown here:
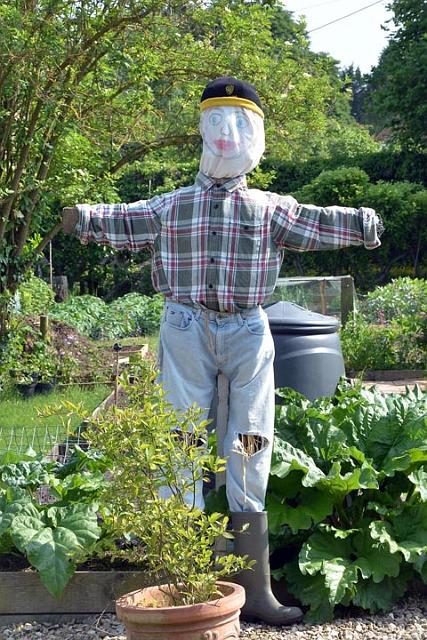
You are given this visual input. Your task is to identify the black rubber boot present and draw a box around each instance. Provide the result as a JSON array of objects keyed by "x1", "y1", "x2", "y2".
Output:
[{"x1": 231, "y1": 511, "x2": 303, "y2": 626}]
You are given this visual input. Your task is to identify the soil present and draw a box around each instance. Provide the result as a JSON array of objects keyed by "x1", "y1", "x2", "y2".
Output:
[
  {"x1": 27, "y1": 316, "x2": 116, "y2": 383},
  {"x1": 0, "y1": 552, "x2": 146, "y2": 573}
]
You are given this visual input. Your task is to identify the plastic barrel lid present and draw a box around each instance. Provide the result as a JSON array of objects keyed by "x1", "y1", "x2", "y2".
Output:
[{"x1": 265, "y1": 301, "x2": 339, "y2": 334}]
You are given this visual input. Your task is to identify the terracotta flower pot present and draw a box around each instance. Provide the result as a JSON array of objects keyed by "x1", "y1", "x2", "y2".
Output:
[{"x1": 115, "y1": 580, "x2": 245, "y2": 640}]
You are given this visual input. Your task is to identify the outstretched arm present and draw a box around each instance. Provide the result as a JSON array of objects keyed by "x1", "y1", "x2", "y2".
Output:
[
  {"x1": 271, "y1": 195, "x2": 383, "y2": 251},
  {"x1": 62, "y1": 196, "x2": 164, "y2": 250}
]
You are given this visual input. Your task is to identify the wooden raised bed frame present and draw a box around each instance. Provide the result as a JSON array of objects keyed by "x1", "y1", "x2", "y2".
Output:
[{"x1": 0, "y1": 570, "x2": 148, "y2": 625}]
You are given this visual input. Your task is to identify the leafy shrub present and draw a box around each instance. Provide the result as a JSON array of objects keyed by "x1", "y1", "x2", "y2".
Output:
[
  {"x1": 0, "y1": 318, "x2": 65, "y2": 388},
  {"x1": 83, "y1": 360, "x2": 249, "y2": 606},
  {"x1": 93, "y1": 293, "x2": 164, "y2": 339},
  {"x1": 361, "y1": 277, "x2": 427, "y2": 324},
  {"x1": 16, "y1": 274, "x2": 55, "y2": 316},
  {"x1": 340, "y1": 315, "x2": 426, "y2": 371},
  {"x1": 293, "y1": 167, "x2": 370, "y2": 207},
  {"x1": 50, "y1": 293, "x2": 164, "y2": 339},
  {"x1": 268, "y1": 384, "x2": 427, "y2": 622},
  {"x1": 139, "y1": 293, "x2": 165, "y2": 334},
  {"x1": 50, "y1": 295, "x2": 107, "y2": 337}
]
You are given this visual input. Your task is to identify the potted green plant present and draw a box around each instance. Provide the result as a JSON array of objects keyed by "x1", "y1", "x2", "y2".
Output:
[
  {"x1": 84, "y1": 360, "x2": 249, "y2": 640},
  {"x1": 34, "y1": 354, "x2": 58, "y2": 394},
  {"x1": 9, "y1": 359, "x2": 39, "y2": 398}
]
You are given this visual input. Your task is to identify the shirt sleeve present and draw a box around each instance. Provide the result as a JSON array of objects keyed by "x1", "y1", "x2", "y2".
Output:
[
  {"x1": 75, "y1": 195, "x2": 163, "y2": 250},
  {"x1": 271, "y1": 194, "x2": 383, "y2": 252}
]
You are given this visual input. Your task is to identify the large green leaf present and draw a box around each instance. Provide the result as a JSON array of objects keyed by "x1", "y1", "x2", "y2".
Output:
[
  {"x1": 300, "y1": 528, "x2": 353, "y2": 577},
  {"x1": 266, "y1": 495, "x2": 312, "y2": 534},
  {"x1": 10, "y1": 503, "x2": 101, "y2": 597},
  {"x1": 51, "y1": 471, "x2": 108, "y2": 502},
  {"x1": 318, "y1": 461, "x2": 378, "y2": 496},
  {"x1": 0, "y1": 461, "x2": 55, "y2": 490},
  {"x1": 0, "y1": 488, "x2": 37, "y2": 536},
  {"x1": 352, "y1": 530, "x2": 401, "y2": 582},
  {"x1": 275, "y1": 393, "x2": 352, "y2": 469},
  {"x1": 299, "y1": 528, "x2": 359, "y2": 605},
  {"x1": 409, "y1": 468, "x2": 427, "y2": 501},
  {"x1": 369, "y1": 504, "x2": 427, "y2": 562},
  {"x1": 0, "y1": 448, "x2": 38, "y2": 465},
  {"x1": 266, "y1": 488, "x2": 335, "y2": 535},
  {"x1": 271, "y1": 439, "x2": 325, "y2": 487},
  {"x1": 322, "y1": 559, "x2": 358, "y2": 604},
  {"x1": 300, "y1": 525, "x2": 403, "y2": 605},
  {"x1": 337, "y1": 389, "x2": 427, "y2": 475},
  {"x1": 352, "y1": 572, "x2": 411, "y2": 613},
  {"x1": 413, "y1": 554, "x2": 427, "y2": 583},
  {"x1": 283, "y1": 559, "x2": 334, "y2": 623}
]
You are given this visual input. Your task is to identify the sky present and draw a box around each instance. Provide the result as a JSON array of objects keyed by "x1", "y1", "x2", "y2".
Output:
[{"x1": 282, "y1": 0, "x2": 394, "y2": 73}]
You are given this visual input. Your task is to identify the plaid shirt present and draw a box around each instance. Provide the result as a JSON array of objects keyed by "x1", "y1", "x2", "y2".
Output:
[{"x1": 76, "y1": 172, "x2": 381, "y2": 312}]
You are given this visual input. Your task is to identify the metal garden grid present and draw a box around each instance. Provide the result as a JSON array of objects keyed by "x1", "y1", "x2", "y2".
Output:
[{"x1": 0, "y1": 422, "x2": 87, "y2": 463}]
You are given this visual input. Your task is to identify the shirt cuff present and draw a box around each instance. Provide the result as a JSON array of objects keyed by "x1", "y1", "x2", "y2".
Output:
[
  {"x1": 361, "y1": 207, "x2": 383, "y2": 250},
  {"x1": 75, "y1": 204, "x2": 92, "y2": 244}
]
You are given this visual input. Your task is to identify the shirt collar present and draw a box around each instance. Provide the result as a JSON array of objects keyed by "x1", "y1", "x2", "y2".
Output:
[{"x1": 195, "y1": 171, "x2": 247, "y2": 193}]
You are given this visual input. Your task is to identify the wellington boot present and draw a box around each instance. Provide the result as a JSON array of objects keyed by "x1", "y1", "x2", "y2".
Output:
[{"x1": 231, "y1": 511, "x2": 303, "y2": 626}]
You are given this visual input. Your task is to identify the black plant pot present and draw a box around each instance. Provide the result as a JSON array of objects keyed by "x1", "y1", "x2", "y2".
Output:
[
  {"x1": 35, "y1": 381, "x2": 56, "y2": 395},
  {"x1": 16, "y1": 381, "x2": 38, "y2": 398}
]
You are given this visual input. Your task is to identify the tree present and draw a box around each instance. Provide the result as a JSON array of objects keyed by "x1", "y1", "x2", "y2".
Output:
[
  {"x1": 340, "y1": 65, "x2": 369, "y2": 124},
  {"x1": 0, "y1": 0, "x2": 341, "y2": 338},
  {"x1": 366, "y1": 0, "x2": 427, "y2": 150}
]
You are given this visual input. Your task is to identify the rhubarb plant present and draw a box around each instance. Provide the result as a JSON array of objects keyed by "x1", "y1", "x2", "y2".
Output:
[
  {"x1": 0, "y1": 446, "x2": 110, "y2": 597},
  {"x1": 269, "y1": 383, "x2": 427, "y2": 622}
]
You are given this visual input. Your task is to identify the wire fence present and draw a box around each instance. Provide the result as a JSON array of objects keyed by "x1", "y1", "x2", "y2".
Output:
[{"x1": 0, "y1": 421, "x2": 87, "y2": 463}]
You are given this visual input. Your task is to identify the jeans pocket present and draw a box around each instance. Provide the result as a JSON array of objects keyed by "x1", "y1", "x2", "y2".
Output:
[
  {"x1": 244, "y1": 314, "x2": 267, "y2": 336},
  {"x1": 164, "y1": 306, "x2": 194, "y2": 331}
]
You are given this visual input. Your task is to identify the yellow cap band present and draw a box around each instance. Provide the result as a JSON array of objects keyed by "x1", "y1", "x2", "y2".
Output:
[{"x1": 200, "y1": 96, "x2": 264, "y2": 119}]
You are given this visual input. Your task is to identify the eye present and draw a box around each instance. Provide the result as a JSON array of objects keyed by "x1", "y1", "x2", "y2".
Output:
[
  {"x1": 235, "y1": 114, "x2": 249, "y2": 129},
  {"x1": 209, "y1": 112, "x2": 223, "y2": 126}
]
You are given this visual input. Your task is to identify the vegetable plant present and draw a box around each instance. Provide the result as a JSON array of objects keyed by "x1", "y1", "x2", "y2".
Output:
[
  {"x1": 268, "y1": 383, "x2": 427, "y2": 622},
  {"x1": 340, "y1": 315, "x2": 426, "y2": 371},
  {"x1": 0, "y1": 445, "x2": 110, "y2": 597},
  {"x1": 361, "y1": 277, "x2": 427, "y2": 324},
  {"x1": 50, "y1": 292, "x2": 164, "y2": 339}
]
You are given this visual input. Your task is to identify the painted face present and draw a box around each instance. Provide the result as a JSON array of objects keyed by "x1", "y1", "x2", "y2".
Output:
[
  {"x1": 199, "y1": 105, "x2": 265, "y2": 179},
  {"x1": 203, "y1": 109, "x2": 255, "y2": 159}
]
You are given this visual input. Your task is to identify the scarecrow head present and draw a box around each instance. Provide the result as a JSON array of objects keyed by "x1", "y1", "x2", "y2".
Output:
[{"x1": 199, "y1": 76, "x2": 265, "y2": 179}]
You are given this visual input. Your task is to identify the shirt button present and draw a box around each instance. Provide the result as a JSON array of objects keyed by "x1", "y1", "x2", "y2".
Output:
[
  {"x1": 210, "y1": 257, "x2": 215, "y2": 263},
  {"x1": 214, "y1": 204, "x2": 219, "y2": 209},
  {"x1": 212, "y1": 231, "x2": 217, "y2": 236},
  {"x1": 216, "y1": 183, "x2": 221, "y2": 188},
  {"x1": 208, "y1": 284, "x2": 213, "y2": 289}
]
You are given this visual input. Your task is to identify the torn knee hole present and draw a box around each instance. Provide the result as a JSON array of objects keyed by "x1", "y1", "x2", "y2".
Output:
[{"x1": 235, "y1": 433, "x2": 268, "y2": 457}]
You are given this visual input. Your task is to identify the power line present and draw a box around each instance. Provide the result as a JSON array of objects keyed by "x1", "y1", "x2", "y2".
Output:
[{"x1": 307, "y1": 0, "x2": 386, "y2": 33}]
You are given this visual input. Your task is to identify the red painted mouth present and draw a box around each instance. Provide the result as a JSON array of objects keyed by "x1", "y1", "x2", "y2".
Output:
[{"x1": 214, "y1": 139, "x2": 238, "y2": 151}]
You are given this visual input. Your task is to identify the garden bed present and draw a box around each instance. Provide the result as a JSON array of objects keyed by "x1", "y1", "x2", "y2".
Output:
[
  {"x1": 349, "y1": 368, "x2": 426, "y2": 381},
  {"x1": 0, "y1": 570, "x2": 148, "y2": 625}
]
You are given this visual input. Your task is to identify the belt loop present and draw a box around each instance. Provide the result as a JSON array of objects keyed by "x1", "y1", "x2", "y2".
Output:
[
  {"x1": 195, "y1": 308, "x2": 202, "y2": 320},
  {"x1": 237, "y1": 312, "x2": 244, "y2": 327}
]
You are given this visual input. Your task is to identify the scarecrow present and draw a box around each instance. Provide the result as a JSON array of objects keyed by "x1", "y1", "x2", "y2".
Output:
[{"x1": 62, "y1": 77, "x2": 383, "y2": 625}]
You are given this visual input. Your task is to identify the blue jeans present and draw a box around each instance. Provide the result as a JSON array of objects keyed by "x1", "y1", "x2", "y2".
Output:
[{"x1": 158, "y1": 300, "x2": 275, "y2": 512}]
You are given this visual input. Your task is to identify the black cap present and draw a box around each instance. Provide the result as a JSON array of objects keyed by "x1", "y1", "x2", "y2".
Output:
[{"x1": 200, "y1": 76, "x2": 264, "y2": 118}]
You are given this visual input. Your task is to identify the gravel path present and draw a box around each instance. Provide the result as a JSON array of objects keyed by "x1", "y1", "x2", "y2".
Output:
[{"x1": 0, "y1": 595, "x2": 425, "y2": 640}]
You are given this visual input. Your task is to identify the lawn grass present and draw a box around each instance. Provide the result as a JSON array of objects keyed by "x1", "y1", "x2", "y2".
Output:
[{"x1": 0, "y1": 384, "x2": 111, "y2": 455}]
